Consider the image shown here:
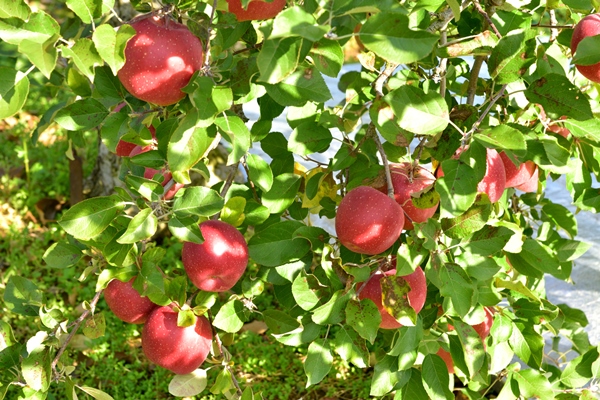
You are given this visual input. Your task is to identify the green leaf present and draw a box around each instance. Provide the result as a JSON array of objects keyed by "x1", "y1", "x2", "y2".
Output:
[
  {"x1": 422, "y1": 354, "x2": 453, "y2": 400},
  {"x1": 525, "y1": 74, "x2": 593, "y2": 121},
  {"x1": 93, "y1": 65, "x2": 125, "y2": 101},
  {"x1": 43, "y1": 242, "x2": 82, "y2": 269},
  {"x1": 167, "y1": 111, "x2": 216, "y2": 184},
  {"x1": 384, "y1": 85, "x2": 449, "y2": 136},
  {"x1": 214, "y1": 114, "x2": 251, "y2": 165},
  {"x1": 0, "y1": 0, "x2": 30, "y2": 19},
  {"x1": 292, "y1": 272, "x2": 327, "y2": 311},
  {"x1": 436, "y1": 159, "x2": 478, "y2": 218},
  {"x1": 359, "y1": 12, "x2": 439, "y2": 64},
  {"x1": 246, "y1": 153, "x2": 273, "y2": 192},
  {"x1": 270, "y1": 6, "x2": 329, "y2": 41},
  {"x1": 288, "y1": 121, "x2": 332, "y2": 156},
  {"x1": 304, "y1": 339, "x2": 333, "y2": 387},
  {"x1": 345, "y1": 298, "x2": 381, "y2": 344},
  {"x1": 264, "y1": 65, "x2": 332, "y2": 106},
  {"x1": 474, "y1": 125, "x2": 527, "y2": 154},
  {"x1": 177, "y1": 309, "x2": 197, "y2": 328},
  {"x1": 513, "y1": 368, "x2": 555, "y2": 399},
  {"x1": 77, "y1": 386, "x2": 115, "y2": 400},
  {"x1": 258, "y1": 36, "x2": 304, "y2": 84},
  {"x1": 509, "y1": 322, "x2": 544, "y2": 368},
  {"x1": 488, "y1": 29, "x2": 536, "y2": 84},
  {"x1": 95, "y1": 266, "x2": 137, "y2": 291},
  {"x1": 60, "y1": 38, "x2": 102, "y2": 81},
  {"x1": 92, "y1": 23, "x2": 136, "y2": 75},
  {"x1": 333, "y1": 326, "x2": 369, "y2": 368},
  {"x1": 439, "y1": 263, "x2": 476, "y2": 318},
  {"x1": 248, "y1": 220, "x2": 311, "y2": 266},
  {"x1": 542, "y1": 203, "x2": 577, "y2": 239},
  {"x1": 82, "y1": 312, "x2": 105, "y2": 339},
  {"x1": 370, "y1": 355, "x2": 407, "y2": 397},
  {"x1": 22, "y1": 347, "x2": 51, "y2": 392},
  {"x1": 173, "y1": 186, "x2": 224, "y2": 218},
  {"x1": 441, "y1": 196, "x2": 492, "y2": 239},
  {"x1": 560, "y1": 347, "x2": 599, "y2": 387},
  {"x1": 465, "y1": 226, "x2": 513, "y2": 256},
  {"x1": 311, "y1": 290, "x2": 351, "y2": 325},
  {"x1": 168, "y1": 215, "x2": 204, "y2": 244},
  {"x1": 55, "y1": 98, "x2": 109, "y2": 131},
  {"x1": 506, "y1": 238, "x2": 561, "y2": 278},
  {"x1": 311, "y1": 38, "x2": 344, "y2": 78},
  {"x1": 168, "y1": 369, "x2": 208, "y2": 398},
  {"x1": 263, "y1": 310, "x2": 300, "y2": 334},
  {"x1": 59, "y1": 195, "x2": 124, "y2": 240},
  {"x1": 117, "y1": 208, "x2": 158, "y2": 244},
  {"x1": 139, "y1": 260, "x2": 170, "y2": 306},
  {"x1": 213, "y1": 300, "x2": 246, "y2": 333},
  {"x1": 188, "y1": 77, "x2": 233, "y2": 125},
  {"x1": 65, "y1": 0, "x2": 103, "y2": 24},
  {"x1": 0, "y1": 67, "x2": 29, "y2": 120},
  {"x1": 451, "y1": 320, "x2": 486, "y2": 377},
  {"x1": 210, "y1": 368, "x2": 234, "y2": 395},
  {"x1": 4, "y1": 276, "x2": 43, "y2": 316},
  {"x1": 388, "y1": 320, "x2": 423, "y2": 370},
  {"x1": 261, "y1": 173, "x2": 302, "y2": 213}
]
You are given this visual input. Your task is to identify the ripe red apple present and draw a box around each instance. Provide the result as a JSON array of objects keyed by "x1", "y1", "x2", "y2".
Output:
[
  {"x1": 358, "y1": 267, "x2": 427, "y2": 329},
  {"x1": 182, "y1": 220, "x2": 249, "y2": 292},
  {"x1": 335, "y1": 186, "x2": 404, "y2": 255},
  {"x1": 226, "y1": 0, "x2": 287, "y2": 21},
  {"x1": 116, "y1": 125, "x2": 156, "y2": 157},
  {"x1": 472, "y1": 307, "x2": 494, "y2": 340},
  {"x1": 571, "y1": 13, "x2": 600, "y2": 83},
  {"x1": 104, "y1": 277, "x2": 157, "y2": 324},
  {"x1": 378, "y1": 163, "x2": 438, "y2": 230},
  {"x1": 117, "y1": 15, "x2": 204, "y2": 106},
  {"x1": 514, "y1": 165, "x2": 539, "y2": 192},
  {"x1": 437, "y1": 348, "x2": 455, "y2": 374},
  {"x1": 437, "y1": 148, "x2": 506, "y2": 202},
  {"x1": 142, "y1": 306, "x2": 213, "y2": 375},
  {"x1": 499, "y1": 152, "x2": 536, "y2": 188}
]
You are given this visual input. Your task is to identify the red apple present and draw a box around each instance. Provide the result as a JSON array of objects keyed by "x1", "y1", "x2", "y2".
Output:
[
  {"x1": 104, "y1": 277, "x2": 157, "y2": 324},
  {"x1": 378, "y1": 163, "x2": 438, "y2": 230},
  {"x1": 226, "y1": 0, "x2": 287, "y2": 21},
  {"x1": 514, "y1": 165, "x2": 539, "y2": 193},
  {"x1": 335, "y1": 186, "x2": 404, "y2": 255},
  {"x1": 499, "y1": 152, "x2": 536, "y2": 188},
  {"x1": 437, "y1": 348, "x2": 455, "y2": 374},
  {"x1": 358, "y1": 267, "x2": 427, "y2": 329},
  {"x1": 182, "y1": 220, "x2": 249, "y2": 292},
  {"x1": 571, "y1": 13, "x2": 600, "y2": 83},
  {"x1": 437, "y1": 148, "x2": 506, "y2": 202},
  {"x1": 117, "y1": 15, "x2": 204, "y2": 106},
  {"x1": 472, "y1": 307, "x2": 494, "y2": 340},
  {"x1": 142, "y1": 306, "x2": 213, "y2": 375}
]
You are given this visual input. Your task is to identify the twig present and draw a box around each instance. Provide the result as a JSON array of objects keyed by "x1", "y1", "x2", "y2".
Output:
[
  {"x1": 51, "y1": 290, "x2": 103, "y2": 378},
  {"x1": 203, "y1": 0, "x2": 219, "y2": 71},
  {"x1": 374, "y1": 62, "x2": 399, "y2": 98},
  {"x1": 241, "y1": 158, "x2": 261, "y2": 203},
  {"x1": 463, "y1": 84, "x2": 508, "y2": 144},
  {"x1": 427, "y1": 0, "x2": 471, "y2": 33},
  {"x1": 467, "y1": 56, "x2": 486, "y2": 105},
  {"x1": 532, "y1": 23, "x2": 573, "y2": 29},
  {"x1": 369, "y1": 124, "x2": 394, "y2": 199},
  {"x1": 472, "y1": 0, "x2": 502, "y2": 38},
  {"x1": 207, "y1": 311, "x2": 243, "y2": 397}
]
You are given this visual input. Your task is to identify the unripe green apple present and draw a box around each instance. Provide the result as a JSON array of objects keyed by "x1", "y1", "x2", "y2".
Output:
[
  {"x1": 117, "y1": 15, "x2": 204, "y2": 106},
  {"x1": 335, "y1": 186, "x2": 404, "y2": 255},
  {"x1": 182, "y1": 220, "x2": 249, "y2": 292},
  {"x1": 357, "y1": 267, "x2": 427, "y2": 329},
  {"x1": 226, "y1": 0, "x2": 287, "y2": 21},
  {"x1": 142, "y1": 306, "x2": 213, "y2": 375},
  {"x1": 104, "y1": 277, "x2": 157, "y2": 324}
]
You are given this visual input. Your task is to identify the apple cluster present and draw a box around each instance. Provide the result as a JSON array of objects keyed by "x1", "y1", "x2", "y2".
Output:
[
  {"x1": 103, "y1": 220, "x2": 249, "y2": 375},
  {"x1": 100, "y1": 1, "x2": 286, "y2": 377}
]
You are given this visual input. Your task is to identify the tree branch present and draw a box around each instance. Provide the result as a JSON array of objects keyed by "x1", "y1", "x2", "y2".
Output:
[
  {"x1": 51, "y1": 290, "x2": 103, "y2": 379},
  {"x1": 467, "y1": 56, "x2": 486, "y2": 105},
  {"x1": 369, "y1": 124, "x2": 394, "y2": 199},
  {"x1": 374, "y1": 62, "x2": 399, "y2": 98}
]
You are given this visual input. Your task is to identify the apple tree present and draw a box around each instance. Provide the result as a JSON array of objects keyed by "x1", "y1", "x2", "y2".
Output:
[{"x1": 2, "y1": 0, "x2": 600, "y2": 398}]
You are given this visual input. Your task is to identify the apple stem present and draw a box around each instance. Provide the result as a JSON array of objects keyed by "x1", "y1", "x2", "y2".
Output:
[
  {"x1": 50, "y1": 290, "x2": 103, "y2": 380},
  {"x1": 369, "y1": 124, "x2": 395, "y2": 199}
]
